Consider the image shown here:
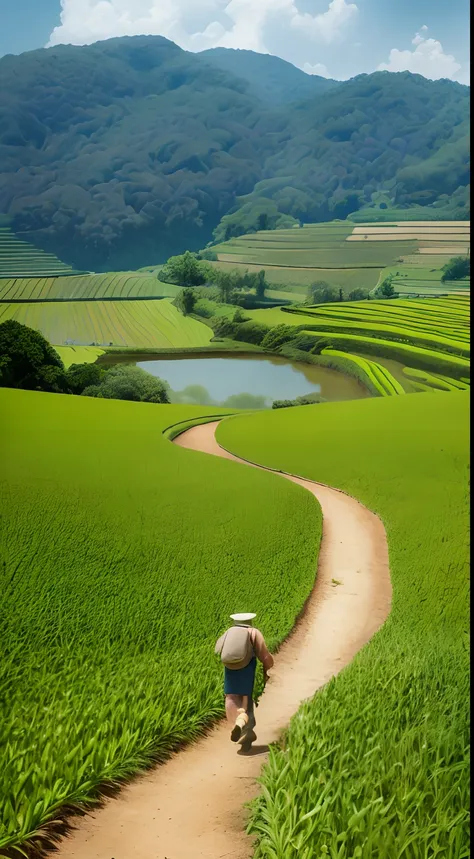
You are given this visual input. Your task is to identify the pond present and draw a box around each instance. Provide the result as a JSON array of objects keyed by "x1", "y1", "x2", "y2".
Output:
[{"x1": 99, "y1": 352, "x2": 369, "y2": 408}]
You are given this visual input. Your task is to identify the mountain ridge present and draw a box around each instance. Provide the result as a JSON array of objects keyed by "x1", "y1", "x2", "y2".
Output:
[{"x1": 0, "y1": 36, "x2": 469, "y2": 270}]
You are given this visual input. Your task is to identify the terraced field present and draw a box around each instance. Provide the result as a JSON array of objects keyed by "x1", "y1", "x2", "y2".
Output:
[
  {"x1": 0, "y1": 299, "x2": 213, "y2": 349},
  {"x1": 210, "y1": 220, "x2": 470, "y2": 300},
  {"x1": 0, "y1": 227, "x2": 78, "y2": 277},
  {"x1": 249, "y1": 295, "x2": 470, "y2": 395},
  {"x1": 0, "y1": 272, "x2": 180, "y2": 302},
  {"x1": 217, "y1": 391, "x2": 470, "y2": 859},
  {"x1": 0, "y1": 389, "x2": 321, "y2": 855}
]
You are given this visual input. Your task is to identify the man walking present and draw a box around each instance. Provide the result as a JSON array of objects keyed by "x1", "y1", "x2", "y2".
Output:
[{"x1": 215, "y1": 612, "x2": 274, "y2": 747}]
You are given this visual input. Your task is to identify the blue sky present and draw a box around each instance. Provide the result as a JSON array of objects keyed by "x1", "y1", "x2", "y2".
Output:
[{"x1": 1, "y1": 0, "x2": 470, "y2": 83}]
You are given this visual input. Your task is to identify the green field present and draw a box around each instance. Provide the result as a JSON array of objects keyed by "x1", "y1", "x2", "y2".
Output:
[
  {"x1": 0, "y1": 228, "x2": 78, "y2": 277},
  {"x1": 0, "y1": 272, "x2": 181, "y2": 302},
  {"x1": 0, "y1": 298, "x2": 213, "y2": 349},
  {"x1": 0, "y1": 389, "x2": 322, "y2": 854},
  {"x1": 217, "y1": 392, "x2": 470, "y2": 858},
  {"x1": 210, "y1": 221, "x2": 470, "y2": 300},
  {"x1": 248, "y1": 296, "x2": 470, "y2": 392},
  {"x1": 53, "y1": 346, "x2": 106, "y2": 368}
]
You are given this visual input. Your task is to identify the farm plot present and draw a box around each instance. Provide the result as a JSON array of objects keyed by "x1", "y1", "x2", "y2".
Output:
[
  {"x1": 247, "y1": 296, "x2": 470, "y2": 392},
  {"x1": 0, "y1": 389, "x2": 322, "y2": 854},
  {"x1": 0, "y1": 273, "x2": 180, "y2": 302},
  {"x1": 0, "y1": 227, "x2": 77, "y2": 277},
  {"x1": 217, "y1": 391, "x2": 470, "y2": 859},
  {"x1": 0, "y1": 299, "x2": 213, "y2": 349}
]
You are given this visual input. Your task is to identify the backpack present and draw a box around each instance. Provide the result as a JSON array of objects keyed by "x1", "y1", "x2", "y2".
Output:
[{"x1": 214, "y1": 625, "x2": 254, "y2": 670}]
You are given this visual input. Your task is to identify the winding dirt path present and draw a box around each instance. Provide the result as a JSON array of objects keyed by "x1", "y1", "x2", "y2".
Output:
[{"x1": 54, "y1": 421, "x2": 391, "y2": 859}]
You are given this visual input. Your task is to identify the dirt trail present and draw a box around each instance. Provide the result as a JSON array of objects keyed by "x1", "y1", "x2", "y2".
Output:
[{"x1": 54, "y1": 421, "x2": 391, "y2": 859}]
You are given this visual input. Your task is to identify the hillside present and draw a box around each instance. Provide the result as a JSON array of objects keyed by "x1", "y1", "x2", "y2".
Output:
[
  {"x1": 0, "y1": 37, "x2": 469, "y2": 271},
  {"x1": 199, "y1": 48, "x2": 337, "y2": 104}
]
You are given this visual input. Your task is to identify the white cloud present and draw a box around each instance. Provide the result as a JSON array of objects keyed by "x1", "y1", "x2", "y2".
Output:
[
  {"x1": 303, "y1": 61, "x2": 331, "y2": 78},
  {"x1": 378, "y1": 30, "x2": 465, "y2": 82},
  {"x1": 48, "y1": 0, "x2": 358, "y2": 60}
]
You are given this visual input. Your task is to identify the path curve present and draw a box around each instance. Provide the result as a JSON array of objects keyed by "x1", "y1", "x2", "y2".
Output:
[{"x1": 54, "y1": 420, "x2": 391, "y2": 859}]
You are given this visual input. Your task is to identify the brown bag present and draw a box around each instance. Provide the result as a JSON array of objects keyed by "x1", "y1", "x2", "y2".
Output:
[{"x1": 215, "y1": 625, "x2": 254, "y2": 670}]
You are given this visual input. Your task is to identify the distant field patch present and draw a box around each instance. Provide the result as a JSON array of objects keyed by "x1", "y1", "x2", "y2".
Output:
[
  {"x1": 54, "y1": 346, "x2": 105, "y2": 368},
  {"x1": 0, "y1": 227, "x2": 78, "y2": 277},
  {"x1": 0, "y1": 299, "x2": 212, "y2": 349},
  {"x1": 0, "y1": 273, "x2": 180, "y2": 302}
]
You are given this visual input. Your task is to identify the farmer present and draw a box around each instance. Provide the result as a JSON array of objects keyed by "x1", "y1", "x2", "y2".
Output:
[{"x1": 215, "y1": 612, "x2": 274, "y2": 745}]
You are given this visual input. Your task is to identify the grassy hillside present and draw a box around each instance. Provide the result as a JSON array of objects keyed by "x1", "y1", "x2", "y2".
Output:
[
  {"x1": 247, "y1": 295, "x2": 470, "y2": 394},
  {"x1": 217, "y1": 392, "x2": 470, "y2": 858},
  {"x1": 0, "y1": 389, "x2": 322, "y2": 854},
  {"x1": 0, "y1": 272, "x2": 180, "y2": 302},
  {"x1": 0, "y1": 298, "x2": 212, "y2": 349},
  {"x1": 0, "y1": 36, "x2": 468, "y2": 269},
  {"x1": 0, "y1": 227, "x2": 78, "y2": 277}
]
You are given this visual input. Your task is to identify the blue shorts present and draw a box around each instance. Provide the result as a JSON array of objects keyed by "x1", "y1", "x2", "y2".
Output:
[{"x1": 224, "y1": 657, "x2": 257, "y2": 697}]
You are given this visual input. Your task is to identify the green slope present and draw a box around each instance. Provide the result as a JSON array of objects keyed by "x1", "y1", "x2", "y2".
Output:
[
  {"x1": 0, "y1": 389, "x2": 322, "y2": 853},
  {"x1": 217, "y1": 393, "x2": 469, "y2": 858}
]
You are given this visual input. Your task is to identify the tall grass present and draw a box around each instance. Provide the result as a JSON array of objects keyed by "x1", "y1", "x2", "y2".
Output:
[
  {"x1": 0, "y1": 390, "x2": 322, "y2": 854},
  {"x1": 217, "y1": 392, "x2": 470, "y2": 858}
]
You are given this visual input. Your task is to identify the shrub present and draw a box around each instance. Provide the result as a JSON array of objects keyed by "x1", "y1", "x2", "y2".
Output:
[
  {"x1": 441, "y1": 256, "x2": 470, "y2": 282},
  {"x1": 0, "y1": 319, "x2": 69, "y2": 393}
]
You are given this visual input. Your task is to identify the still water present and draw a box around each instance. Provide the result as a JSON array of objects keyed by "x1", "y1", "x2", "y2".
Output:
[{"x1": 128, "y1": 353, "x2": 369, "y2": 408}]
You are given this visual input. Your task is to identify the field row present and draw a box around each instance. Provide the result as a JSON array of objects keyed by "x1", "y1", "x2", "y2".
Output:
[
  {"x1": 0, "y1": 273, "x2": 180, "y2": 302},
  {"x1": 0, "y1": 228, "x2": 77, "y2": 276},
  {"x1": 0, "y1": 299, "x2": 212, "y2": 349}
]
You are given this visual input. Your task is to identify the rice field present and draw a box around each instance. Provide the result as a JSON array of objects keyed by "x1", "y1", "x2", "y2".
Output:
[
  {"x1": 217, "y1": 391, "x2": 470, "y2": 859},
  {"x1": 53, "y1": 346, "x2": 105, "y2": 368},
  {"x1": 0, "y1": 227, "x2": 78, "y2": 277},
  {"x1": 209, "y1": 221, "x2": 469, "y2": 300},
  {"x1": 0, "y1": 273, "x2": 180, "y2": 302},
  {"x1": 248, "y1": 295, "x2": 470, "y2": 391},
  {"x1": 0, "y1": 299, "x2": 213, "y2": 349},
  {"x1": 0, "y1": 389, "x2": 322, "y2": 854}
]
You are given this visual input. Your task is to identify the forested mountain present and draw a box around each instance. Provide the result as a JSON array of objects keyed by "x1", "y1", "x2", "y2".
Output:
[
  {"x1": 0, "y1": 36, "x2": 469, "y2": 271},
  {"x1": 199, "y1": 47, "x2": 337, "y2": 104}
]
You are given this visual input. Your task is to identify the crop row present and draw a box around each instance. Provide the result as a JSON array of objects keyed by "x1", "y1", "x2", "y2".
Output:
[
  {"x1": 323, "y1": 350, "x2": 405, "y2": 396},
  {"x1": 0, "y1": 273, "x2": 180, "y2": 302},
  {"x1": 0, "y1": 299, "x2": 212, "y2": 349}
]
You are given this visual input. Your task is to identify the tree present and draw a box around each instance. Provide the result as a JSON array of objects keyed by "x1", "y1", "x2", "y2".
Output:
[
  {"x1": 255, "y1": 270, "x2": 267, "y2": 301},
  {"x1": 348, "y1": 288, "x2": 369, "y2": 301},
  {"x1": 379, "y1": 275, "x2": 396, "y2": 298},
  {"x1": 338, "y1": 288, "x2": 344, "y2": 302},
  {"x1": 0, "y1": 319, "x2": 69, "y2": 393},
  {"x1": 160, "y1": 252, "x2": 211, "y2": 287},
  {"x1": 441, "y1": 256, "x2": 470, "y2": 282},
  {"x1": 257, "y1": 213, "x2": 269, "y2": 231},
  {"x1": 66, "y1": 362, "x2": 105, "y2": 394},
  {"x1": 178, "y1": 287, "x2": 197, "y2": 316},
  {"x1": 306, "y1": 281, "x2": 339, "y2": 305}
]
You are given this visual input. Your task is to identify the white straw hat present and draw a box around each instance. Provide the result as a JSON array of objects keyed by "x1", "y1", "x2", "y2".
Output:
[{"x1": 230, "y1": 612, "x2": 257, "y2": 622}]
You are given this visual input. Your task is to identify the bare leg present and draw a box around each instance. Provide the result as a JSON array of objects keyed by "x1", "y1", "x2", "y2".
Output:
[{"x1": 225, "y1": 694, "x2": 246, "y2": 724}]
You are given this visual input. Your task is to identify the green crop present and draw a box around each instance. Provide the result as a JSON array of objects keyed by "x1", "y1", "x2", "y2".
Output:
[
  {"x1": 0, "y1": 298, "x2": 212, "y2": 349},
  {"x1": 324, "y1": 350, "x2": 405, "y2": 396},
  {"x1": 0, "y1": 227, "x2": 78, "y2": 277},
  {"x1": 0, "y1": 272, "x2": 180, "y2": 302},
  {"x1": 0, "y1": 389, "x2": 322, "y2": 855},
  {"x1": 217, "y1": 392, "x2": 470, "y2": 858}
]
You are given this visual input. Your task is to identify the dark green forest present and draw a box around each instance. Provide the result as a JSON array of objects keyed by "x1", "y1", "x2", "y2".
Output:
[{"x1": 0, "y1": 36, "x2": 469, "y2": 271}]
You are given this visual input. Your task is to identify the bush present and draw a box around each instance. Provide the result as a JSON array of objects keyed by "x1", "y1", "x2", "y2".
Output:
[
  {"x1": 67, "y1": 362, "x2": 105, "y2": 394},
  {"x1": 232, "y1": 321, "x2": 270, "y2": 346},
  {"x1": 348, "y1": 288, "x2": 369, "y2": 301},
  {"x1": 261, "y1": 325, "x2": 296, "y2": 352},
  {"x1": 441, "y1": 256, "x2": 470, "y2": 282},
  {"x1": 81, "y1": 365, "x2": 170, "y2": 404}
]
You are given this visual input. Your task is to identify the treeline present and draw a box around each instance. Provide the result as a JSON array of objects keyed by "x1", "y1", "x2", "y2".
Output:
[
  {"x1": 0, "y1": 36, "x2": 469, "y2": 270},
  {"x1": 0, "y1": 320, "x2": 169, "y2": 403}
]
